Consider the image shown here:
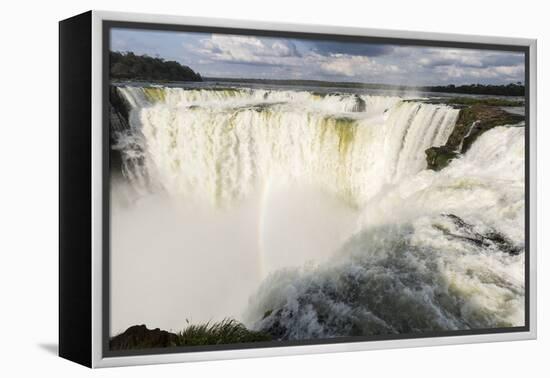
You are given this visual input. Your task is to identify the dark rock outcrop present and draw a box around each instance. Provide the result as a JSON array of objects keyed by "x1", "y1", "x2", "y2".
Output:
[
  {"x1": 110, "y1": 320, "x2": 272, "y2": 351},
  {"x1": 459, "y1": 105, "x2": 523, "y2": 153},
  {"x1": 352, "y1": 95, "x2": 366, "y2": 112},
  {"x1": 426, "y1": 104, "x2": 524, "y2": 171},
  {"x1": 110, "y1": 85, "x2": 130, "y2": 124},
  {"x1": 425, "y1": 145, "x2": 459, "y2": 172},
  {"x1": 109, "y1": 325, "x2": 178, "y2": 350},
  {"x1": 435, "y1": 214, "x2": 522, "y2": 256},
  {"x1": 109, "y1": 86, "x2": 131, "y2": 174}
]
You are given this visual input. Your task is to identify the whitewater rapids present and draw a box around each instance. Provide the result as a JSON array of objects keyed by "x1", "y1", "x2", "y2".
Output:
[{"x1": 110, "y1": 85, "x2": 525, "y2": 337}]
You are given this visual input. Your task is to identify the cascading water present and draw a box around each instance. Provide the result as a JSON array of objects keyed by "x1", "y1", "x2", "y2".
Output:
[
  {"x1": 115, "y1": 86, "x2": 458, "y2": 207},
  {"x1": 110, "y1": 84, "x2": 524, "y2": 337},
  {"x1": 247, "y1": 126, "x2": 525, "y2": 338}
]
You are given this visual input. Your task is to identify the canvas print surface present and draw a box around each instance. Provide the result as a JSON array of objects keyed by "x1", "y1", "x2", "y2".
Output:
[{"x1": 107, "y1": 26, "x2": 527, "y2": 352}]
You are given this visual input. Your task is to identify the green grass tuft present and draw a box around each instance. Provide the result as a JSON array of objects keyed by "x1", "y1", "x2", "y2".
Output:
[
  {"x1": 176, "y1": 318, "x2": 272, "y2": 346},
  {"x1": 109, "y1": 319, "x2": 272, "y2": 351}
]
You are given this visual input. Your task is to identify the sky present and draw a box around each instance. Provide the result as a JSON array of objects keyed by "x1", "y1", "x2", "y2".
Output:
[{"x1": 111, "y1": 28, "x2": 525, "y2": 86}]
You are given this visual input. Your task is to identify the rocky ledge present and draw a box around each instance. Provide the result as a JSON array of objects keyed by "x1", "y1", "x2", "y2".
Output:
[
  {"x1": 109, "y1": 319, "x2": 271, "y2": 351},
  {"x1": 434, "y1": 214, "x2": 522, "y2": 256},
  {"x1": 426, "y1": 103, "x2": 524, "y2": 171},
  {"x1": 109, "y1": 86, "x2": 132, "y2": 174},
  {"x1": 110, "y1": 325, "x2": 178, "y2": 350}
]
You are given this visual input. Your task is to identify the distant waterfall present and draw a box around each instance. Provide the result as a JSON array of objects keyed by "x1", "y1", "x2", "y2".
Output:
[{"x1": 114, "y1": 86, "x2": 459, "y2": 206}]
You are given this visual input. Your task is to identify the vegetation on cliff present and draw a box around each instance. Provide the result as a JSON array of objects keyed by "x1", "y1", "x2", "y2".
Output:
[
  {"x1": 427, "y1": 82, "x2": 524, "y2": 97},
  {"x1": 427, "y1": 97, "x2": 524, "y2": 107},
  {"x1": 109, "y1": 319, "x2": 272, "y2": 351},
  {"x1": 426, "y1": 103, "x2": 524, "y2": 171},
  {"x1": 110, "y1": 51, "x2": 202, "y2": 82},
  {"x1": 176, "y1": 318, "x2": 271, "y2": 346}
]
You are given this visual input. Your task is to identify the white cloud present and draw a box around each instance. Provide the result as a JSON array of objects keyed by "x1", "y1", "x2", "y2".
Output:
[
  {"x1": 199, "y1": 34, "x2": 299, "y2": 64},
  {"x1": 494, "y1": 64, "x2": 524, "y2": 76},
  {"x1": 319, "y1": 54, "x2": 401, "y2": 77},
  {"x1": 417, "y1": 48, "x2": 486, "y2": 68},
  {"x1": 112, "y1": 28, "x2": 526, "y2": 84},
  {"x1": 433, "y1": 63, "x2": 524, "y2": 83}
]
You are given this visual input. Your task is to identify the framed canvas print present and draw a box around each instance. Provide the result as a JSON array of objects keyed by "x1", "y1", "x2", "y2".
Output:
[{"x1": 59, "y1": 10, "x2": 537, "y2": 368}]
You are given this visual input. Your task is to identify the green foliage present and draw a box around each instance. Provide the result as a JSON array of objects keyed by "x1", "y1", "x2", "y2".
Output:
[
  {"x1": 110, "y1": 51, "x2": 202, "y2": 82},
  {"x1": 109, "y1": 319, "x2": 272, "y2": 351},
  {"x1": 425, "y1": 103, "x2": 525, "y2": 171},
  {"x1": 428, "y1": 83, "x2": 524, "y2": 97},
  {"x1": 425, "y1": 145, "x2": 459, "y2": 171},
  {"x1": 205, "y1": 78, "x2": 525, "y2": 97},
  {"x1": 176, "y1": 319, "x2": 272, "y2": 346},
  {"x1": 443, "y1": 97, "x2": 524, "y2": 107}
]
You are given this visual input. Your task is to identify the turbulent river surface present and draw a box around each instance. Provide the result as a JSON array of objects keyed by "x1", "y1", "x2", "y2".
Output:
[{"x1": 110, "y1": 83, "x2": 525, "y2": 338}]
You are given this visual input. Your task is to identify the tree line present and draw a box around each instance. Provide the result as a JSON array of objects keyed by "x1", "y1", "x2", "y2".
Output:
[
  {"x1": 427, "y1": 83, "x2": 524, "y2": 96},
  {"x1": 110, "y1": 51, "x2": 202, "y2": 82}
]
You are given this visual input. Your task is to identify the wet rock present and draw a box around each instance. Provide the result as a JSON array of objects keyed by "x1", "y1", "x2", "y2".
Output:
[
  {"x1": 425, "y1": 104, "x2": 524, "y2": 171},
  {"x1": 436, "y1": 214, "x2": 521, "y2": 256},
  {"x1": 109, "y1": 325, "x2": 178, "y2": 350},
  {"x1": 425, "y1": 145, "x2": 459, "y2": 171},
  {"x1": 110, "y1": 85, "x2": 130, "y2": 124},
  {"x1": 352, "y1": 95, "x2": 367, "y2": 112},
  {"x1": 459, "y1": 105, "x2": 524, "y2": 153},
  {"x1": 109, "y1": 86, "x2": 131, "y2": 174},
  {"x1": 483, "y1": 231, "x2": 522, "y2": 256}
]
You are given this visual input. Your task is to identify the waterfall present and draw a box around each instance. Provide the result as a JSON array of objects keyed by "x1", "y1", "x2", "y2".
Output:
[
  {"x1": 247, "y1": 126, "x2": 526, "y2": 338},
  {"x1": 109, "y1": 84, "x2": 524, "y2": 335},
  {"x1": 114, "y1": 86, "x2": 459, "y2": 207}
]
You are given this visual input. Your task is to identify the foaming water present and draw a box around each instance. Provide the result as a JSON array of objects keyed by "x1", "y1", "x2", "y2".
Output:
[
  {"x1": 247, "y1": 126, "x2": 525, "y2": 337},
  {"x1": 115, "y1": 86, "x2": 458, "y2": 207},
  {"x1": 110, "y1": 178, "x2": 359, "y2": 334},
  {"x1": 247, "y1": 218, "x2": 524, "y2": 339},
  {"x1": 110, "y1": 85, "x2": 524, "y2": 336}
]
